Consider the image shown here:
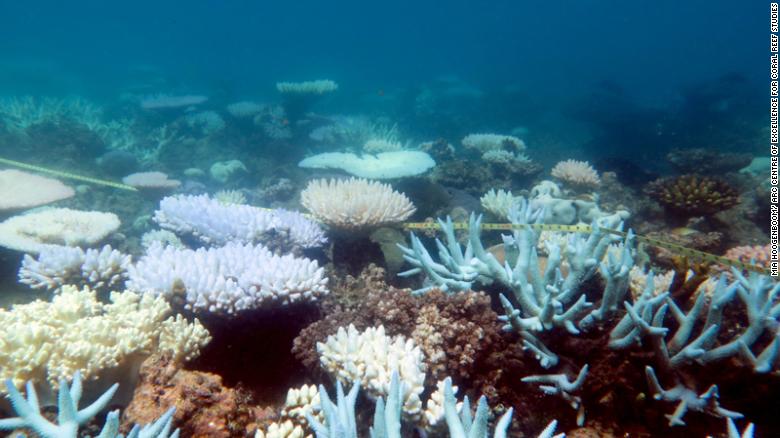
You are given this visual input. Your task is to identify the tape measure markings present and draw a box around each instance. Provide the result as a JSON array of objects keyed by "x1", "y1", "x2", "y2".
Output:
[{"x1": 402, "y1": 221, "x2": 770, "y2": 276}]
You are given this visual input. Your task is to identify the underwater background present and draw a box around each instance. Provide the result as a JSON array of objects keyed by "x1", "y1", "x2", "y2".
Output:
[{"x1": 0, "y1": 1, "x2": 774, "y2": 437}]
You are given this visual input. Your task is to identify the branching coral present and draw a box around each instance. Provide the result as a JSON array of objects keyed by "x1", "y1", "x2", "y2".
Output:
[
  {"x1": 293, "y1": 268, "x2": 502, "y2": 385},
  {"x1": 0, "y1": 371, "x2": 179, "y2": 438},
  {"x1": 398, "y1": 198, "x2": 629, "y2": 368},
  {"x1": 19, "y1": 244, "x2": 131, "y2": 291},
  {"x1": 0, "y1": 285, "x2": 210, "y2": 390},
  {"x1": 127, "y1": 242, "x2": 328, "y2": 315},
  {"x1": 154, "y1": 194, "x2": 326, "y2": 250},
  {"x1": 610, "y1": 271, "x2": 780, "y2": 374},
  {"x1": 317, "y1": 324, "x2": 426, "y2": 416},
  {"x1": 645, "y1": 174, "x2": 739, "y2": 217}
]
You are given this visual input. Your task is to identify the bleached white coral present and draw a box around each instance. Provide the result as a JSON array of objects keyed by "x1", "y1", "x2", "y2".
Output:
[
  {"x1": 255, "y1": 383, "x2": 322, "y2": 438},
  {"x1": 421, "y1": 379, "x2": 462, "y2": 429},
  {"x1": 0, "y1": 208, "x2": 120, "y2": 253},
  {"x1": 255, "y1": 421, "x2": 308, "y2": 438},
  {"x1": 317, "y1": 324, "x2": 426, "y2": 416},
  {"x1": 298, "y1": 151, "x2": 436, "y2": 179},
  {"x1": 154, "y1": 194, "x2": 326, "y2": 249},
  {"x1": 551, "y1": 159, "x2": 600, "y2": 188},
  {"x1": 276, "y1": 80, "x2": 338, "y2": 95},
  {"x1": 227, "y1": 101, "x2": 265, "y2": 118},
  {"x1": 481, "y1": 149, "x2": 531, "y2": 165},
  {"x1": 185, "y1": 110, "x2": 226, "y2": 135},
  {"x1": 18, "y1": 244, "x2": 131, "y2": 291},
  {"x1": 0, "y1": 285, "x2": 210, "y2": 390},
  {"x1": 480, "y1": 189, "x2": 521, "y2": 219},
  {"x1": 462, "y1": 133, "x2": 526, "y2": 153},
  {"x1": 127, "y1": 242, "x2": 329, "y2": 315},
  {"x1": 363, "y1": 138, "x2": 404, "y2": 154},
  {"x1": 140, "y1": 229, "x2": 184, "y2": 250},
  {"x1": 0, "y1": 170, "x2": 74, "y2": 211},
  {"x1": 214, "y1": 189, "x2": 247, "y2": 205},
  {"x1": 301, "y1": 178, "x2": 415, "y2": 230},
  {"x1": 122, "y1": 171, "x2": 181, "y2": 190}
]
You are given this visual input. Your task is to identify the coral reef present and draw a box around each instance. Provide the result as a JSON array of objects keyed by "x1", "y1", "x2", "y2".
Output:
[
  {"x1": 301, "y1": 178, "x2": 415, "y2": 231},
  {"x1": 645, "y1": 175, "x2": 739, "y2": 218},
  {"x1": 127, "y1": 242, "x2": 328, "y2": 315},
  {"x1": 666, "y1": 148, "x2": 753, "y2": 175},
  {"x1": 0, "y1": 208, "x2": 120, "y2": 253},
  {"x1": 0, "y1": 371, "x2": 179, "y2": 438},
  {"x1": 298, "y1": 151, "x2": 436, "y2": 179},
  {"x1": 0, "y1": 169, "x2": 74, "y2": 211},
  {"x1": 0, "y1": 285, "x2": 209, "y2": 390},
  {"x1": 18, "y1": 244, "x2": 130, "y2": 291},
  {"x1": 551, "y1": 160, "x2": 601, "y2": 190},
  {"x1": 121, "y1": 354, "x2": 256, "y2": 438},
  {"x1": 154, "y1": 194, "x2": 326, "y2": 250}
]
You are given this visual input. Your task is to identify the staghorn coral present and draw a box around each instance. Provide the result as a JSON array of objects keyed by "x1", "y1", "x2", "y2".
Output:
[
  {"x1": 645, "y1": 174, "x2": 739, "y2": 217},
  {"x1": 0, "y1": 371, "x2": 180, "y2": 438},
  {"x1": 214, "y1": 189, "x2": 248, "y2": 205}
]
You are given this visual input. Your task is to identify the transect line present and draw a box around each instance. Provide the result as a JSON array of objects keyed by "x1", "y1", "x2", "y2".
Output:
[
  {"x1": 403, "y1": 221, "x2": 771, "y2": 276},
  {"x1": 0, "y1": 157, "x2": 138, "y2": 191}
]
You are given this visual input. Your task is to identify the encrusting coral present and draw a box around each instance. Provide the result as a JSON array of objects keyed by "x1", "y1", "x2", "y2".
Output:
[
  {"x1": 0, "y1": 285, "x2": 210, "y2": 390},
  {"x1": 645, "y1": 174, "x2": 739, "y2": 217},
  {"x1": 292, "y1": 265, "x2": 503, "y2": 387},
  {"x1": 121, "y1": 354, "x2": 256, "y2": 438}
]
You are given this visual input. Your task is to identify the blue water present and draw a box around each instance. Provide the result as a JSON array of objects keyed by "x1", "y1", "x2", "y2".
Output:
[{"x1": 0, "y1": 1, "x2": 763, "y2": 102}]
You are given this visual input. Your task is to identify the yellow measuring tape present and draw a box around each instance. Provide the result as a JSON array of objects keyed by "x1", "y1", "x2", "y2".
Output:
[
  {"x1": 0, "y1": 157, "x2": 138, "y2": 191},
  {"x1": 3, "y1": 156, "x2": 761, "y2": 275},
  {"x1": 402, "y1": 221, "x2": 771, "y2": 276}
]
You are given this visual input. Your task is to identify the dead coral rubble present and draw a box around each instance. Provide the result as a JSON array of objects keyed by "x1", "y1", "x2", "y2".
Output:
[{"x1": 121, "y1": 354, "x2": 257, "y2": 438}]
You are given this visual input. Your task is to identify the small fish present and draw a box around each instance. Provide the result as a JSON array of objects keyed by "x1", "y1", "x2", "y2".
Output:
[{"x1": 670, "y1": 227, "x2": 698, "y2": 237}]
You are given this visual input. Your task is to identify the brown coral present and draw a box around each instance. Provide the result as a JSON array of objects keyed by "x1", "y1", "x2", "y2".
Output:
[
  {"x1": 121, "y1": 354, "x2": 257, "y2": 438},
  {"x1": 292, "y1": 264, "x2": 503, "y2": 386},
  {"x1": 645, "y1": 174, "x2": 739, "y2": 217}
]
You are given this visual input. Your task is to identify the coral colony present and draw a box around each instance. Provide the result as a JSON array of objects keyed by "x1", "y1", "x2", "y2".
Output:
[{"x1": 0, "y1": 77, "x2": 774, "y2": 438}]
